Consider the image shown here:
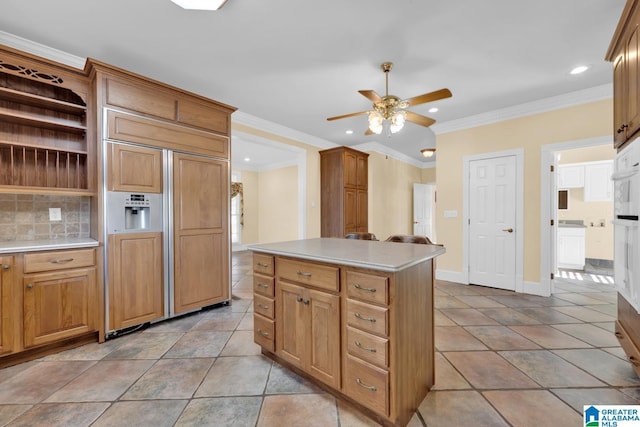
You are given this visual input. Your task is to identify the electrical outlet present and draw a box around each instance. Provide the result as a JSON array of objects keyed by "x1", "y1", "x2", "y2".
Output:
[{"x1": 49, "y1": 208, "x2": 62, "y2": 221}]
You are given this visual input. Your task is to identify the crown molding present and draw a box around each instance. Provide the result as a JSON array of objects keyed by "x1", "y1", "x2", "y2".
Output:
[
  {"x1": 232, "y1": 111, "x2": 337, "y2": 150},
  {"x1": 351, "y1": 141, "x2": 436, "y2": 169},
  {"x1": 0, "y1": 31, "x2": 86, "y2": 69},
  {"x1": 431, "y1": 84, "x2": 613, "y2": 135}
]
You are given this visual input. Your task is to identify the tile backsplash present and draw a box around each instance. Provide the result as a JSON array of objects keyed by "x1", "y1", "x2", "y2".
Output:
[{"x1": 0, "y1": 194, "x2": 90, "y2": 242}]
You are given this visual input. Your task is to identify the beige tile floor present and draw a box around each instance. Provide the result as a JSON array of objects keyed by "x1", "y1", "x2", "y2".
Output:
[{"x1": 0, "y1": 250, "x2": 637, "y2": 426}]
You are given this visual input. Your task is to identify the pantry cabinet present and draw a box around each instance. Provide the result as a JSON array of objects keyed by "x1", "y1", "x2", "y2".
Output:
[
  {"x1": 607, "y1": 0, "x2": 640, "y2": 149},
  {"x1": 0, "y1": 256, "x2": 14, "y2": 356}
]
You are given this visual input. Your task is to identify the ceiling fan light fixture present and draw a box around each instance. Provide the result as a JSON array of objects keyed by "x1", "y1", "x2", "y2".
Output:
[
  {"x1": 421, "y1": 148, "x2": 436, "y2": 158},
  {"x1": 170, "y1": 0, "x2": 228, "y2": 10},
  {"x1": 368, "y1": 111, "x2": 384, "y2": 134},
  {"x1": 389, "y1": 110, "x2": 406, "y2": 134}
]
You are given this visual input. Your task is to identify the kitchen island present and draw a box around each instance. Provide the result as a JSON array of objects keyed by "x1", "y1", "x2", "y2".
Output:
[{"x1": 248, "y1": 238, "x2": 445, "y2": 427}]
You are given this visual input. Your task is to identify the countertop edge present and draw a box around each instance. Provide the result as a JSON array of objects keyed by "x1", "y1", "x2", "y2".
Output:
[{"x1": 0, "y1": 239, "x2": 100, "y2": 254}]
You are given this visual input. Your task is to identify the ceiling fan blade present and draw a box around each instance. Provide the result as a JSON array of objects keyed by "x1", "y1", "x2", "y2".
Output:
[
  {"x1": 327, "y1": 111, "x2": 370, "y2": 121},
  {"x1": 358, "y1": 90, "x2": 383, "y2": 103},
  {"x1": 405, "y1": 111, "x2": 436, "y2": 127},
  {"x1": 404, "y1": 88, "x2": 452, "y2": 107}
]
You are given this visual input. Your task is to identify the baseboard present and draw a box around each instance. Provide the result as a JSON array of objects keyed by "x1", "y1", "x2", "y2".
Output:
[{"x1": 435, "y1": 269, "x2": 467, "y2": 284}]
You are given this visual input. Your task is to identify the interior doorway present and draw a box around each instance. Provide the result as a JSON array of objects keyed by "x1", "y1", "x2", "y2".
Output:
[
  {"x1": 540, "y1": 136, "x2": 615, "y2": 295},
  {"x1": 413, "y1": 183, "x2": 436, "y2": 241}
]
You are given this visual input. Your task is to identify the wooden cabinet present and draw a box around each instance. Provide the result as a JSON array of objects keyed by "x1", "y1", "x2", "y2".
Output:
[
  {"x1": 0, "y1": 257, "x2": 14, "y2": 356},
  {"x1": 608, "y1": 0, "x2": 640, "y2": 149},
  {"x1": 275, "y1": 259, "x2": 341, "y2": 389},
  {"x1": 107, "y1": 232, "x2": 163, "y2": 330},
  {"x1": 173, "y1": 153, "x2": 229, "y2": 314},
  {"x1": 22, "y1": 248, "x2": 97, "y2": 348},
  {"x1": 320, "y1": 146, "x2": 369, "y2": 237},
  {"x1": 0, "y1": 45, "x2": 93, "y2": 194},
  {"x1": 107, "y1": 142, "x2": 162, "y2": 193},
  {"x1": 252, "y1": 247, "x2": 436, "y2": 427}
]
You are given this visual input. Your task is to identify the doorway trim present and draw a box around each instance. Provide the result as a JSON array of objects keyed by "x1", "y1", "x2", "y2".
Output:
[
  {"x1": 539, "y1": 135, "x2": 612, "y2": 295},
  {"x1": 463, "y1": 148, "x2": 524, "y2": 291}
]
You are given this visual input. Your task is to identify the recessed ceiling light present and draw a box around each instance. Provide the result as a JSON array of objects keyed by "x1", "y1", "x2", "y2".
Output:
[
  {"x1": 170, "y1": 0, "x2": 228, "y2": 10},
  {"x1": 570, "y1": 65, "x2": 589, "y2": 75},
  {"x1": 244, "y1": 157, "x2": 250, "y2": 162},
  {"x1": 345, "y1": 130, "x2": 354, "y2": 135},
  {"x1": 428, "y1": 107, "x2": 439, "y2": 113}
]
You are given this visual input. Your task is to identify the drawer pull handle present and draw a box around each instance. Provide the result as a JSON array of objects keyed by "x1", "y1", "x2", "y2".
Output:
[
  {"x1": 296, "y1": 270, "x2": 312, "y2": 278},
  {"x1": 615, "y1": 332, "x2": 623, "y2": 339},
  {"x1": 296, "y1": 296, "x2": 303, "y2": 303},
  {"x1": 257, "y1": 329, "x2": 270, "y2": 338},
  {"x1": 354, "y1": 284, "x2": 376, "y2": 293},
  {"x1": 355, "y1": 340, "x2": 377, "y2": 352},
  {"x1": 303, "y1": 299, "x2": 309, "y2": 305},
  {"x1": 26, "y1": 283, "x2": 33, "y2": 289},
  {"x1": 257, "y1": 283, "x2": 269, "y2": 289},
  {"x1": 51, "y1": 258, "x2": 74, "y2": 264},
  {"x1": 257, "y1": 262, "x2": 270, "y2": 268},
  {"x1": 355, "y1": 378, "x2": 377, "y2": 391},
  {"x1": 257, "y1": 304, "x2": 270, "y2": 310},
  {"x1": 630, "y1": 356, "x2": 640, "y2": 367},
  {"x1": 354, "y1": 312, "x2": 376, "y2": 323},
  {"x1": 1, "y1": 264, "x2": 10, "y2": 270}
]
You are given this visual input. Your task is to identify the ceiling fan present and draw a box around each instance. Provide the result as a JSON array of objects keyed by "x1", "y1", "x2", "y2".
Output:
[{"x1": 327, "y1": 62, "x2": 452, "y2": 135}]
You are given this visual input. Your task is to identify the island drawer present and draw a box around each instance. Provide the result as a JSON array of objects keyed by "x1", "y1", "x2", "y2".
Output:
[
  {"x1": 345, "y1": 270, "x2": 389, "y2": 305},
  {"x1": 254, "y1": 315, "x2": 275, "y2": 352},
  {"x1": 254, "y1": 274, "x2": 275, "y2": 298},
  {"x1": 346, "y1": 326, "x2": 389, "y2": 368},
  {"x1": 277, "y1": 258, "x2": 339, "y2": 292},
  {"x1": 344, "y1": 354, "x2": 389, "y2": 416},
  {"x1": 254, "y1": 294, "x2": 275, "y2": 319},
  {"x1": 253, "y1": 253, "x2": 275, "y2": 275},
  {"x1": 346, "y1": 299, "x2": 389, "y2": 337},
  {"x1": 24, "y1": 248, "x2": 96, "y2": 273}
]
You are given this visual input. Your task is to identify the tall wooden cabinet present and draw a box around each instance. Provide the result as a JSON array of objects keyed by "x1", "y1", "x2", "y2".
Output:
[
  {"x1": 0, "y1": 257, "x2": 14, "y2": 356},
  {"x1": 608, "y1": 0, "x2": 640, "y2": 149},
  {"x1": 320, "y1": 146, "x2": 369, "y2": 237}
]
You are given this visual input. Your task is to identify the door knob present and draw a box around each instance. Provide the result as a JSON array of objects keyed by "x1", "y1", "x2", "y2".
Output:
[{"x1": 502, "y1": 228, "x2": 514, "y2": 233}]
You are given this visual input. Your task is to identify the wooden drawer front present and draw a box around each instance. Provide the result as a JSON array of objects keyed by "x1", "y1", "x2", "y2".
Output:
[
  {"x1": 253, "y1": 274, "x2": 275, "y2": 298},
  {"x1": 277, "y1": 258, "x2": 339, "y2": 292},
  {"x1": 346, "y1": 326, "x2": 389, "y2": 369},
  {"x1": 615, "y1": 321, "x2": 640, "y2": 374},
  {"x1": 24, "y1": 248, "x2": 95, "y2": 273},
  {"x1": 106, "y1": 76, "x2": 176, "y2": 121},
  {"x1": 346, "y1": 299, "x2": 389, "y2": 337},
  {"x1": 178, "y1": 99, "x2": 229, "y2": 135},
  {"x1": 254, "y1": 294, "x2": 275, "y2": 319},
  {"x1": 344, "y1": 355, "x2": 389, "y2": 416},
  {"x1": 346, "y1": 270, "x2": 389, "y2": 305},
  {"x1": 253, "y1": 253, "x2": 274, "y2": 275},
  {"x1": 254, "y1": 314, "x2": 275, "y2": 352}
]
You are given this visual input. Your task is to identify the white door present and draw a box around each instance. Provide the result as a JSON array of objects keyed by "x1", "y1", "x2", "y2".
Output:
[
  {"x1": 469, "y1": 155, "x2": 517, "y2": 290},
  {"x1": 413, "y1": 183, "x2": 435, "y2": 240}
]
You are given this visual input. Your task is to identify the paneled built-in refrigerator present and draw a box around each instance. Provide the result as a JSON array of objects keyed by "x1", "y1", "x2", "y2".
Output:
[{"x1": 104, "y1": 140, "x2": 230, "y2": 336}]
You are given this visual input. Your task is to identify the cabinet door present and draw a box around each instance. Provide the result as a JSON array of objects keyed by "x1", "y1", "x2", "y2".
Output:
[
  {"x1": 584, "y1": 162, "x2": 613, "y2": 201},
  {"x1": 558, "y1": 165, "x2": 584, "y2": 189},
  {"x1": 23, "y1": 267, "x2": 96, "y2": 347},
  {"x1": 614, "y1": 51, "x2": 626, "y2": 148},
  {"x1": 626, "y1": 20, "x2": 640, "y2": 141},
  {"x1": 108, "y1": 232, "x2": 164, "y2": 330},
  {"x1": 108, "y1": 143, "x2": 163, "y2": 193},
  {"x1": 307, "y1": 288, "x2": 341, "y2": 389},
  {"x1": 344, "y1": 151, "x2": 358, "y2": 187},
  {"x1": 356, "y1": 154, "x2": 368, "y2": 189},
  {"x1": 344, "y1": 189, "x2": 357, "y2": 234},
  {"x1": 557, "y1": 229, "x2": 585, "y2": 270},
  {"x1": 356, "y1": 190, "x2": 368, "y2": 232},
  {"x1": 0, "y1": 257, "x2": 14, "y2": 355},
  {"x1": 276, "y1": 281, "x2": 306, "y2": 368},
  {"x1": 173, "y1": 153, "x2": 229, "y2": 314}
]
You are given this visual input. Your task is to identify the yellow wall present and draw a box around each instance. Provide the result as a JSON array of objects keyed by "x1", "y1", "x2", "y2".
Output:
[
  {"x1": 421, "y1": 166, "x2": 436, "y2": 183},
  {"x1": 435, "y1": 99, "x2": 612, "y2": 284},
  {"x1": 367, "y1": 152, "x2": 424, "y2": 241},
  {"x1": 257, "y1": 165, "x2": 299, "y2": 243}
]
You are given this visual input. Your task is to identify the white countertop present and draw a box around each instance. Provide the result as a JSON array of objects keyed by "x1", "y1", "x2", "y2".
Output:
[
  {"x1": 248, "y1": 238, "x2": 445, "y2": 272},
  {"x1": 0, "y1": 238, "x2": 99, "y2": 254}
]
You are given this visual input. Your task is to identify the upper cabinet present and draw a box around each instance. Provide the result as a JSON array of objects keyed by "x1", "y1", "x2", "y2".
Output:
[
  {"x1": 558, "y1": 165, "x2": 585, "y2": 189},
  {"x1": 0, "y1": 46, "x2": 93, "y2": 194},
  {"x1": 608, "y1": 0, "x2": 640, "y2": 150}
]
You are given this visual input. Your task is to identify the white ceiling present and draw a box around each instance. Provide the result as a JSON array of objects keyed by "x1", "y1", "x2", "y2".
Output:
[{"x1": 0, "y1": 0, "x2": 626, "y2": 165}]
